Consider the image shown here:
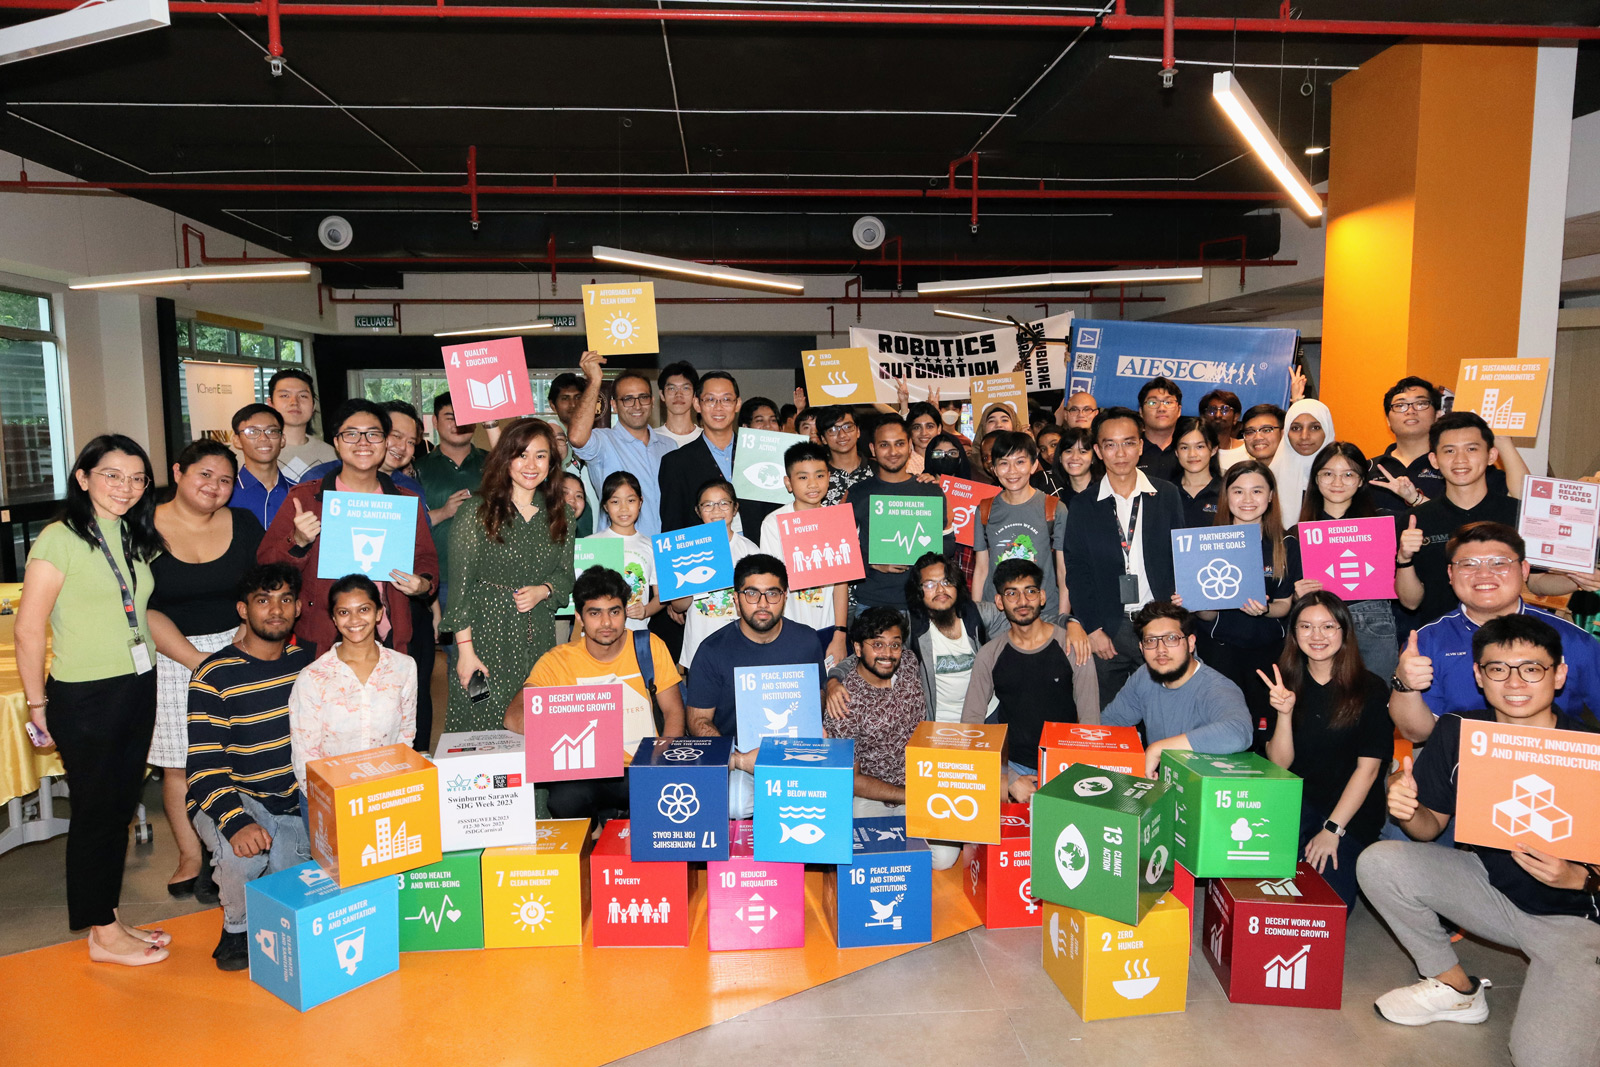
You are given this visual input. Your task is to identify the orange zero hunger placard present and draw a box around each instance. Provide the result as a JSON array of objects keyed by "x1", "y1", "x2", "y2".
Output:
[{"x1": 1455, "y1": 719, "x2": 1600, "y2": 864}]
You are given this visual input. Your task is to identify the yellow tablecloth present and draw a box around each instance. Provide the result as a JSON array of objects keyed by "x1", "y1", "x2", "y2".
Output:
[{"x1": 0, "y1": 585, "x2": 66, "y2": 806}]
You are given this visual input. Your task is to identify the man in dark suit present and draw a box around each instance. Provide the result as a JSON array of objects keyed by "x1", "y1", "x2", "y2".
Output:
[
  {"x1": 657, "y1": 370, "x2": 777, "y2": 535},
  {"x1": 1065, "y1": 405, "x2": 1185, "y2": 708}
]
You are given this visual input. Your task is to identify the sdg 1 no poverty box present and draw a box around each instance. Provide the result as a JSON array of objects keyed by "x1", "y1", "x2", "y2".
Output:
[
  {"x1": 307, "y1": 744, "x2": 441, "y2": 886},
  {"x1": 246, "y1": 861, "x2": 400, "y2": 1012},
  {"x1": 1158, "y1": 751, "x2": 1302, "y2": 879}
]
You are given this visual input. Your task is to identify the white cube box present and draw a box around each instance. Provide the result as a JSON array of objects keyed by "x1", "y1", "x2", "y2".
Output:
[{"x1": 434, "y1": 731, "x2": 538, "y2": 852}]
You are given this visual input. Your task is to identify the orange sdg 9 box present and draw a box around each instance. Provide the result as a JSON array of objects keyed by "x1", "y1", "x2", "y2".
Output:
[
  {"x1": 1456, "y1": 719, "x2": 1600, "y2": 863},
  {"x1": 307, "y1": 744, "x2": 441, "y2": 886},
  {"x1": 481, "y1": 818, "x2": 590, "y2": 949},
  {"x1": 1038, "y1": 723, "x2": 1145, "y2": 784},
  {"x1": 905, "y1": 722, "x2": 1006, "y2": 844}
]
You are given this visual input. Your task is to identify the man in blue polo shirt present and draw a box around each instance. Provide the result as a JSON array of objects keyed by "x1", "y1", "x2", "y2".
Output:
[
  {"x1": 230, "y1": 403, "x2": 293, "y2": 527},
  {"x1": 1391, "y1": 521, "x2": 1600, "y2": 741},
  {"x1": 568, "y1": 350, "x2": 678, "y2": 536}
]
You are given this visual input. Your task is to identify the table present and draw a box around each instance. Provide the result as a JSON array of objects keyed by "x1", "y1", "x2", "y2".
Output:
[{"x1": 0, "y1": 586, "x2": 70, "y2": 855}]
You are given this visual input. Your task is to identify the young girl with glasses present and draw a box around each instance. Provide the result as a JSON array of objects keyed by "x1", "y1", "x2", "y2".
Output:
[{"x1": 673, "y1": 479, "x2": 759, "y2": 670}]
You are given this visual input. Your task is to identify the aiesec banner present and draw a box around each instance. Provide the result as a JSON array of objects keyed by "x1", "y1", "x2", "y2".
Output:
[
  {"x1": 1067, "y1": 320, "x2": 1298, "y2": 414},
  {"x1": 848, "y1": 313, "x2": 1073, "y2": 403}
]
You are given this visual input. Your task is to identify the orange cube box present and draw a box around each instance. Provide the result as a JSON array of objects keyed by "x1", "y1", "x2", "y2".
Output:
[
  {"x1": 904, "y1": 722, "x2": 1005, "y2": 845},
  {"x1": 1038, "y1": 723, "x2": 1145, "y2": 784},
  {"x1": 307, "y1": 744, "x2": 442, "y2": 886}
]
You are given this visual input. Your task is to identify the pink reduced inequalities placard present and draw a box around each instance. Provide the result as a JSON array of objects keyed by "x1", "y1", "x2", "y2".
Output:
[
  {"x1": 441, "y1": 336, "x2": 536, "y2": 423},
  {"x1": 1298, "y1": 517, "x2": 1397, "y2": 600}
]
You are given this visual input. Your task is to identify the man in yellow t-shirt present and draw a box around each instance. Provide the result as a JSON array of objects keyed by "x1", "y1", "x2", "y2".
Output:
[{"x1": 506, "y1": 566, "x2": 685, "y2": 822}]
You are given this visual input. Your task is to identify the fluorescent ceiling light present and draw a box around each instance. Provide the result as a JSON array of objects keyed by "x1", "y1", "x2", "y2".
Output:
[
  {"x1": 933, "y1": 309, "x2": 1014, "y2": 326},
  {"x1": 0, "y1": 0, "x2": 169, "y2": 67},
  {"x1": 917, "y1": 266, "x2": 1203, "y2": 296},
  {"x1": 68, "y1": 261, "x2": 312, "y2": 290},
  {"x1": 1212, "y1": 71, "x2": 1324, "y2": 219},
  {"x1": 1303, "y1": 145, "x2": 1327, "y2": 156},
  {"x1": 592, "y1": 245, "x2": 805, "y2": 293},
  {"x1": 433, "y1": 322, "x2": 556, "y2": 338}
]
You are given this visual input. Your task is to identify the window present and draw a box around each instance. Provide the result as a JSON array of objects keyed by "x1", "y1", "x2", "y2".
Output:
[
  {"x1": 175, "y1": 316, "x2": 311, "y2": 442},
  {"x1": 0, "y1": 286, "x2": 68, "y2": 503}
]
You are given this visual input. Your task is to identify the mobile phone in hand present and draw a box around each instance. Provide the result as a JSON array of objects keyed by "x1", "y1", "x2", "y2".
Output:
[
  {"x1": 466, "y1": 669, "x2": 490, "y2": 703},
  {"x1": 25, "y1": 721, "x2": 52, "y2": 747}
]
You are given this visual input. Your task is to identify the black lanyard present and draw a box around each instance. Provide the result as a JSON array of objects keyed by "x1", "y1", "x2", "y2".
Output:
[
  {"x1": 88, "y1": 522, "x2": 140, "y2": 632},
  {"x1": 1115, "y1": 493, "x2": 1143, "y2": 573}
]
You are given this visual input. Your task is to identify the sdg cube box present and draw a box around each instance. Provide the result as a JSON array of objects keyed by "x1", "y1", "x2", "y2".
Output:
[
  {"x1": 1031, "y1": 764, "x2": 1175, "y2": 926},
  {"x1": 1042, "y1": 894, "x2": 1190, "y2": 1022},
  {"x1": 628, "y1": 736, "x2": 733, "y2": 861},
  {"x1": 753, "y1": 737, "x2": 854, "y2": 865},
  {"x1": 825, "y1": 816, "x2": 932, "y2": 948},
  {"x1": 904, "y1": 722, "x2": 1006, "y2": 845},
  {"x1": 1158, "y1": 751, "x2": 1303, "y2": 879},
  {"x1": 1038, "y1": 723, "x2": 1145, "y2": 785},
  {"x1": 434, "y1": 730, "x2": 537, "y2": 852},
  {"x1": 707, "y1": 821, "x2": 806, "y2": 951},
  {"x1": 245, "y1": 861, "x2": 399, "y2": 1012},
  {"x1": 397, "y1": 850, "x2": 484, "y2": 951},
  {"x1": 481, "y1": 818, "x2": 589, "y2": 949},
  {"x1": 307, "y1": 744, "x2": 442, "y2": 886},
  {"x1": 1202, "y1": 862, "x2": 1347, "y2": 1010},
  {"x1": 965, "y1": 802, "x2": 1042, "y2": 929},
  {"x1": 591, "y1": 820, "x2": 690, "y2": 947}
]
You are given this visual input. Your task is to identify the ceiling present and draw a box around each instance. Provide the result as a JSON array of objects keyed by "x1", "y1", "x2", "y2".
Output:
[{"x1": 2, "y1": 1, "x2": 1599, "y2": 289}]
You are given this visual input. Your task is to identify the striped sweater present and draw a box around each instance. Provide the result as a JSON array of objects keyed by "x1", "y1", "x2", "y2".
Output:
[{"x1": 186, "y1": 643, "x2": 309, "y2": 838}]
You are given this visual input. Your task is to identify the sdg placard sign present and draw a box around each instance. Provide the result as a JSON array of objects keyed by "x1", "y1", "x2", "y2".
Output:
[
  {"x1": 1172, "y1": 524, "x2": 1264, "y2": 610},
  {"x1": 734, "y1": 663, "x2": 823, "y2": 753},
  {"x1": 317, "y1": 492, "x2": 419, "y2": 580},
  {"x1": 1298, "y1": 517, "x2": 1396, "y2": 600},
  {"x1": 652, "y1": 522, "x2": 734, "y2": 599},
  {"x1": 734, "y1": 428, "x2": 808, "y2": 504},
  {"x1": 867, "y1": 494, "x2": 942, "y2": 566}
]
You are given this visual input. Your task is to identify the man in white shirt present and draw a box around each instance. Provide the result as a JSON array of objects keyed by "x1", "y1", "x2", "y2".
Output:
[
  {"x1": 656, "y1": 361, "x2": 703, "y2": 446},
  {"x1": 269, "y1": 369, "x2": 336, "y2": 482}
]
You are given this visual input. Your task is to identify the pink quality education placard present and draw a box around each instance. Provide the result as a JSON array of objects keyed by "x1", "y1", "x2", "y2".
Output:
[
  {"x1": 1298, "y1": 516, "x2": 1397, "y2": 600},
  {"x1": 441, "y1": 336, "x2": 535, "y2": 423}
]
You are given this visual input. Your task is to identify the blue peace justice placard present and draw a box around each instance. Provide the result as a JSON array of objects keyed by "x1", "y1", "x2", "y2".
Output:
[
  {"x1": 734, "y1": 663, "x2": 823, "y2": 753},
  {"x1": 652, "y1": 521, "x2": 734, "y2": 599},
  {"x1": 1171, "y1": 523, "x2": 1266, "y2": 610},
  {"x1": 317, "y1": 492, "x2": 419, "y2": 580}
]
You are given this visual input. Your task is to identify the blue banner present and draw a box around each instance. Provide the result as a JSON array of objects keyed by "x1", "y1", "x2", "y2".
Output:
[
  {"x1": 317, "y1": 492, "x2": 419, "y2": 580},
  {"x1": 1172, "y1": 524, "x2": 1267, "y2": 611},
  {"x1": 1068, "y1": 319, "x2": 1297, "y2": 414}
]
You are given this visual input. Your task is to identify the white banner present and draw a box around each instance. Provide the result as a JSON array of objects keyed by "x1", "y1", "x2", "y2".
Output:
[
  {"x1": 848, "y1": 312, "x2": 1073, "y2": 403},
  {"x1": 184, "y1": 360, "x2": 258, "y2": 437}
]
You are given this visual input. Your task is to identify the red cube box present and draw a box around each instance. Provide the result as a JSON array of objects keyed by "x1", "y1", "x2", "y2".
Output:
[
  {"x1": 590, "y1": 820, "x2": 690, "y2": 947},
  {"x1": 1201, "y1": 862, "x2": 1346, "y2": 1009},
  {"x1": 1037, "y1": 723, "x2": 1145, "y2": 784},
  {"x1": 707, "y1": 822, "x2": 805, "y2": 951},
  {"x1": 964, "y1": 803, "x2": 1041, "y2": 929},
  {"x1": 1167, "y1": 861, "x2": 1196, "y2": 937}
]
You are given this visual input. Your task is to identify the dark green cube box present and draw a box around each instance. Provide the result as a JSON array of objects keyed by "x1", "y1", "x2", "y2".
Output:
[{"x1": 1158, "y1": 751, "x2": 1302, "y2": 879}]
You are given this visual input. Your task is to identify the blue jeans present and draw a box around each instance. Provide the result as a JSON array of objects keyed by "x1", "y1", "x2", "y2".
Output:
[
  {"x1": 192, "y1": 794, "x2": 310, "y2": 932},
  {"x1": 1348, "y1": 598, "x2": 1398, "y2": 683}
]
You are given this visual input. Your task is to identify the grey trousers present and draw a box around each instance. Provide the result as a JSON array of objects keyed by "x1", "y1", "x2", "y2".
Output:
[
  {"x1": 192, "y1": 795, "x2": 310, "y2": 933},
  {"x1": 1357, "y1": 840, "x2": 1600, "y2": 1067}
]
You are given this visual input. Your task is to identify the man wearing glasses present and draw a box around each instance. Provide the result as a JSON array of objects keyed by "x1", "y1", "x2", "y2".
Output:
[
  {"x1": 1102, "y1": 600, "x2": 1253, "y2": 778},
  {"x1": 1199, "y1": 389, "x2": 1249, "y2": 471},
  {"x1": 817, "y1": 407, "x2": 872, "y2": 507},
  {"x1": 1058, "y1": 391, "x2": 1099, "y2": 430},
  {"x1": 1391, "y1": 522, "x2": 1600, "y2": 741},
  {"x1": 660, "y1": 371, "x2": 761, "y2": 534},
  {"x1": 230, "y1": 403, "x2": 292, "y2": 527},
  {"x1": 1368, "y1": 377, "x2": 1514, "y2": 513},
  {"x1": 1238, "y1": 403, "x2": 1286, "y2": 463},
  {"x1": 568, "y1": 350, "x2": 679, "y2": 535},
  {"x1": 1135, "y1": 376, "x2": 1184, "y2": 484}
]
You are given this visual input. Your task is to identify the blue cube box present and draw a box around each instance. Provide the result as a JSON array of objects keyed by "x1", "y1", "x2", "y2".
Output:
[
  {"x1": 825, "y1": 816, "x2": 932, "y2": 948},
  {"x1": 753, "y1": 737, "x2": 854, "y2": 865},
  {"x1": 628, "y1": 736, "x2": 734, "y2": 861},
  {"x1": 244, "y1": 861, "x2": 399, "y2": 1012}
]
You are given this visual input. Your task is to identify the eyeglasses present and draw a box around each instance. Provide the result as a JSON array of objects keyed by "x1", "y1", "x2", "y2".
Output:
[
  {"x1": 1066, "y1": 404, "x2": 1098, "y2": 415},
  {"x1": 91, "y1": 469, "x2": 149, "y2": 490},
  {"x1": 337, "y1": 428, "x2": 387, "y2": 444},
  {"x1": 1241, "y1": 425, "x2": 1281, "y2": 438},
  {"x1": 929, "y1": 449, "x2": 960, "y2": 460},
  {"x1": 698, "y1": 500, "x2": 734, "y2": 513},
  {"x1": 237, "y1": 427, "x2": 283, "y2": 440},
  {"x1": 1202, "y1": 405, "x2": 1236, "y2": 417},
  {"x1": 1000, "y1": 586, "x2": 1042, "y2": 601},
  {"x1": 700, "y1": 395, "x2": 738, "y2": 408},
  {"x1": 738, "y1": 588, "x2": 786, "y2": 604},
  {"x1": 1296, "y1": 621, "x2": 1342, "y2": 636},
  {"x1": 1143, "y1": 397, "x2": 1178, "y2": 409},
  {"x1": 864, "y1": 639, "x2": 903, "y2": 653},
  {"x1": 825, "y1": 423, "x2": 857, "y2": 437},
  {"x1": 615, "y1": 393, "x2": 653, "y2": 408},
  {"x1": 1316, "y1": 469, "x2": 1360, "y2": 483},
  {"x1": 920, "y1": 578, "x2": 955, "y2": 591},
  {"x1": 1451, "y1": 556, "x2": 1520, "y2": 572},
  {"x1": 1389, "y1": 399, "x2": 1434, "y2": 414},
  {"x1": 1139, "y1": 632, "x2": 1186, "y2": 649},
  {"x1": 1478, "y1": 660, "x2": 1553, "y2": 682}
]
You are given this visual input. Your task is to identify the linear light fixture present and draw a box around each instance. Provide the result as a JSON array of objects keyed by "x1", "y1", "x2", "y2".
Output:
[
  {"x1": 433, "y1": 321, "x2": 557, "y2": 338},
  {"x1": 1212, "y1": 71, "x2": 1324, "y2": 219},
  {"x1": 933, "y1": 309, "x2": 1014, "y2": 326},
  {"x1": 68, "y1": 261, "x2": 312, "y2": 290},
  {"x1": 917, "y1": 266, "x2": 1203, "y2": 296},
  {"x1": 0, "y1": 0, "x2": 169, "y2": 67},
  {"x1": 592, "y1": 245, "x2": 806, "y2": 293}
]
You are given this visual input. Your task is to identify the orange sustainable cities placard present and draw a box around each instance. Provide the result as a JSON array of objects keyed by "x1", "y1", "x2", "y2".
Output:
[{"x1": 1452, "y1": 358, "x2": 1549, "y2": 435}]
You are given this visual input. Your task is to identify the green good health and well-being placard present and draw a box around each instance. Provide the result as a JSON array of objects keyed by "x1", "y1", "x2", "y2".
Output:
[
  {"x1": 397, "y1": 850, "x2": 485, "y2": 951},
  {"x1": 733, "y1": 427, "x2": 808, "y2": 505},
  {"x1": 558, "y1": 535, "x2": 625, "y2": 615},
  {"x1": 867, "y1": 494, "x2": 942, "y2": 565}
]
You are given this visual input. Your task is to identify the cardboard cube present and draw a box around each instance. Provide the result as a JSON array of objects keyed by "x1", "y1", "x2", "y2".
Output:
[
  {"x1": 245, "y1": 861, "x2": 399, "y2": 1012},
  {"x1": 1042, "y1": 894, "x2": 1190, "y2": 1022},
  {"x1": 1158, "y1": 751, "x2": 1303, "y2": 879},
  {"x1": 480, "y1": 818, "x2": 589, "y2": 949},
  {"x1": 628, "y1": 736, "x2": 734, "y2": 861},
  {"x1": 1038, "y1": 723, "x2": 1145, "y2": 784},
  {"x1": 1202, "y1": 862, "x2": 1347, "y2": 1010},
  {"x1": 1169, "y1": 862, "x2": 1196, "y2": 937},
  {"x1": 434, "y1": 731, "x2": 537, "y2": 852},
  {"x1": 591, "y1": 820, "x2": 690, "y2": 947},
  {"x1": 397, "y1": 850, "x2": 484, "y2": 952},
  {"x1": 904, "y1": 722, "x2": 1006, "y2": 845},
  {"x1": 1030, "y1": 763, "x2": 1175, "y2": 926},
  {"x1": 965, "y1": 802, "x2": 1042, "y2": 929},
  {"x1": 306, "y1": 744, "x2": 441, "y2": 885},
  {"x1": 824, "y1": 816, "x2": 932, "y2": 948},
  {"x1": 753, "y1": 737, "x2": 855, "y2": 865},
  {"x1": 707, "y1": 821, "x2": 806, "y2": 951}
]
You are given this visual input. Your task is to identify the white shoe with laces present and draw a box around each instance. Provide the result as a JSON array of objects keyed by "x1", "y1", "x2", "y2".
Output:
[{"x1": 1375, "y1": 976, "x2": 1491, "y2": 1026}]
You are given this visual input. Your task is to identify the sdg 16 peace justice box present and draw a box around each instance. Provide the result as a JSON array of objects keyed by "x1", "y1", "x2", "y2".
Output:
[
  {"x1": 825, "y1": 816, "x2": 932, "y2": 948},
  {"x1": 307, "y1": 744, "x2": 441, "y2": 886},
  {"x1": 246, "y1": 861, "x2": 400, "y2": 1012}
]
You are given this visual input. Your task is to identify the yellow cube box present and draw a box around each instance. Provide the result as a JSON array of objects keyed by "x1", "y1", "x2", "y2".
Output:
[
  {"x1": 307, "y1": 744, "x2": 442, "y2": 886},
  {"x1": 1041, "y1": 894, "x2": 1190, "y2": 1022},
  {"x1": 481, "y1": 818, "x2": 590, "y2": 948},
  {"x1": 904, "y1": 722, "x2": 1006, "y2": 844}
]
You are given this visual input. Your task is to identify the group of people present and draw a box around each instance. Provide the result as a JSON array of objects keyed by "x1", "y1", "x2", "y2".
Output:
[{"x1": 16, "y1": 353, "x2": 1598, "y2": 1067}]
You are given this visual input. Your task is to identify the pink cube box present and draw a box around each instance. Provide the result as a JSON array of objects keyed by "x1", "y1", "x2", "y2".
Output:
[{"x1": 707, "y1": 821, "x2": 806, "y2": 951}]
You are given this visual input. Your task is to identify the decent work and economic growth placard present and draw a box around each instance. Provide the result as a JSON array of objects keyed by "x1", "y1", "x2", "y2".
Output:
[{"x1": 1519, "y1": 476, "x2": 1600, "y2": 573}]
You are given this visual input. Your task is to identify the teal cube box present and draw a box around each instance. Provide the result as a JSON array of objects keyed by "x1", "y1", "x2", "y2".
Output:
[
  {"x1": 245, "y1": 861, "x2": 399, "y2": 1011},
  {"x1": 752, "y1": 737, "x2": 854, "y2": 865}
]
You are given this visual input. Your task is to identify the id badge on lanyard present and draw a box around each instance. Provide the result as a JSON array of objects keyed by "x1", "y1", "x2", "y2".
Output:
[
  {"x1": 90, "y1": 524, "x2": 152, "y2": 675},
  {"x1": 1117, "y1": 495, "x2": 1143, "y2": 608}
]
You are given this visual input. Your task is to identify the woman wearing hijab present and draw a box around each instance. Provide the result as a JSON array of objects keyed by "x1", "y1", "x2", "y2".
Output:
[
  {"x1": 923, "y1": 431, "x2": 979, "y2": 589},
  {"x1": 1269, "y1": 398, "x2": 1335, "y2": 529}
]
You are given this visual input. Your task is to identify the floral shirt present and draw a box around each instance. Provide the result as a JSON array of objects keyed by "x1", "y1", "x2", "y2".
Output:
[
  {"x1": 288, "y1": 644, "x2": 418, "y2": 790},
  {"x1": 825, "y1": 649, "x2": 925, "y2": 787}
]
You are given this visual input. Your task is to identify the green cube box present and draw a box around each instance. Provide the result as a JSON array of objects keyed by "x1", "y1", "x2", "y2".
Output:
[
  {"x1": 1158, "y1": 751, "x2": 1303, "y2": 879},
  {"x1": 1030, "y1": 763, "x2": 1175, "y2": 926},
  {"x1": 396, "y1": 849, "x2": 485, "y2": 952}
]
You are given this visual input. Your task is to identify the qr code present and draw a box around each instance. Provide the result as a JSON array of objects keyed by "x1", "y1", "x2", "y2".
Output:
[{"x1": 1074, "y1": 350, "x2": 1097, "y2": 373}]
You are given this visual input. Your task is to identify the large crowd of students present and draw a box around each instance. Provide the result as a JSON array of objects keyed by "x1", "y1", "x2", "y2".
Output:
[{"x1": 15, "y1": 356, "x2": 1599, "y2": 1067}]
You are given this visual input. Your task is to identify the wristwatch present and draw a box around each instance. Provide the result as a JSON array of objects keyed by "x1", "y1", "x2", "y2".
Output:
[
  {"x1": 1323, "y1": 819, "x2": 1346, "y2": 838},
  {"x1": 1389, "y1": 673, "x2": 1414, "y2": 693}
]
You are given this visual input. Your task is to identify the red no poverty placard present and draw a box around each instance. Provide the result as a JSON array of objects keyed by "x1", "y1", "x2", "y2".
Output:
[{"x1": 775, "y1": 503, "x2": 864, "y2": 590}]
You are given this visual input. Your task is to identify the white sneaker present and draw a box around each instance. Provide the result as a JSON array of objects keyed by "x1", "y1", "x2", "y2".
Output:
[{"x1": 1375, "y1": 976, "x2": 1491, "y2": 1026}]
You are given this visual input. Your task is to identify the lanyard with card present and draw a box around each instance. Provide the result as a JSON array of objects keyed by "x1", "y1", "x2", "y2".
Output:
[
  {"x1": 1116, "y1": 493, "x2": 1143, "y2": 607},
  {"x1": 89, "y1": 523, "x2": 153, "y2": 675}
]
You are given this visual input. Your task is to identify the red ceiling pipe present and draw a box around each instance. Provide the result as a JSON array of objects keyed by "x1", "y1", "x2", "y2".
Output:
[
  {"x1": 1099, "y1": 11, "x2": 1600, "y2": 39},
  {"x1": 1160, "y1": 0, "x2": 1175, "y2": 87},
  {"x1": 878, "y1": 236, "x2": 904, "y2": 291},
  {"x1": 265, "y1": 0, "x2": 283, "y2": 57},
  {"x1": 322, "y1": 291, "x2": 1168, "y2": 306},
  {"x1": 947, "y1": 153, "x2": 980, "y2": 233},
  {"x1": 547, "y1": 233, "x2": 558, "y2": 292},
  {"x1": 467, "y1": 145, "x2": 480, "y2": 231},
  {"x1": 1197, "y1": 233, "x2": 1249, "y2": 288}
]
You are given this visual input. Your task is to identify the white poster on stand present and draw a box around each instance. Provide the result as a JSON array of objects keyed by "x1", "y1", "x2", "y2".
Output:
[{"x1": 184, "y1": 360, "x2": 258, "y2": 438}]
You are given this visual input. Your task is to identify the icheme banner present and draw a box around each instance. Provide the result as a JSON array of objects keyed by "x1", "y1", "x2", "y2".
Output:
[
  {"x1": 848, "y1": 312, "x2": 1073, "y2": 403},
  {"x1": 1067, "y1": 319, "x2": 1298, "y2": 413}
]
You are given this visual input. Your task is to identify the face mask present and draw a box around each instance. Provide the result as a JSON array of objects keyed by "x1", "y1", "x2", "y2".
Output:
[{"x1": 941, "y1": 409, "x2": 959, "y2": 426}]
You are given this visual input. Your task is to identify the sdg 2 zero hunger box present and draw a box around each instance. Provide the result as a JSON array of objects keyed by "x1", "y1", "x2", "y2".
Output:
[
  {"x1": 434, "y1": 730, "x2": 537, "y2": 852},
  {"x1": 397, "y1": 850, "x2": 485, "y2": 952},
  {"x1": 1030, "y1": 763, "x2": 1175, "y2": 927},
  {"x1": 307, "y1": 744, "x2": 442, "y2": 886},
  {"x1": 480, "y1": 818, "x2": 590, "y2": 949},
  {"x1": 1042, "y1": 894, "x2": 1190, "y2": 1022},
  {"x1": 246, "y1": 861, "x2": 400, "y2": 1012},
  {"x1": 965, "y1": 802, "x2": 1042, "y2": 929},
  {"x1": 628, "y1": 736, "x2": 734, "y2": 862},
  {"x1": 825, "y1": 816, "x2": 932, "y2": 948},
  {"x1": 1158, "y1": 750, "x2": 1302, "y2": 879},
  {"x1": 1202, "y1": 862, "x2": 1347, "y2": 1010},
  {"x1": 904, "y1": 722, "x2": 1005, "y2": 845}
]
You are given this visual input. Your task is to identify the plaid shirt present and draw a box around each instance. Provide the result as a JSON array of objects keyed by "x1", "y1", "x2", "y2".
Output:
[{"x1": 826, "y1": 648, "x2": 925, "y2": 787}]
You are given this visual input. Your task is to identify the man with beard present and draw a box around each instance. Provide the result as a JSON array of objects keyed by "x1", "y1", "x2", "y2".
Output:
[
  {"x1": 1199, "y1": 389, "x2": 1248, "y2": 471},
  {"x1": 849, "y1": 414, "x2": 949, "y2": 614},
  {"x1": 961, "y1": 559, "x2": 1100, "y2": 803},
  {"x1": 185, "y1": 564, "x2": 314, "y2": 971},
  {"x1": 1103, "y1": 600, "x2": 1253, "y2": 777},
  {"x1": 824, "y1": 608, "x2": 926, "y2": 814}
]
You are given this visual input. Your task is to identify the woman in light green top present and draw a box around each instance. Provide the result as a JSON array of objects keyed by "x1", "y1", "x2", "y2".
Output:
[{"x1": 16, "y1": 434, "x2": 169, "y2": 967}]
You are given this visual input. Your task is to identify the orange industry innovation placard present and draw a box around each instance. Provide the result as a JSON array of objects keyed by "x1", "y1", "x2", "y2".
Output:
[{"x1": 1455, "y1": 718, "x2": 1600, "y2": 864}]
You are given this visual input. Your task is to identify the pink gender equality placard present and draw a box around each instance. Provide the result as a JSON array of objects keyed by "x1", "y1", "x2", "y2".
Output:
[
  {"x1": 776, "y1": 503, "x2": 864, "y2": 590},
  {"x1": 1298, "y1": 517, "x2": 1397, "y2": 600},
  {"x1": 441, "y1": 336, "x2": 536, "y2": 423}
]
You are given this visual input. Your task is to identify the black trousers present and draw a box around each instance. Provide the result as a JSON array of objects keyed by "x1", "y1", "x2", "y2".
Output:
[
  {"x1": 46, "y1": 670, "x2": 158, "y2": 929},
  {"x1": 1196, "y1": 635, "x2": 1280, "y2": 755},
  {"x1": 408, "y1": 598, "x2": 435, "y2": 751},
  {"x1": 1092, "y1": 616, "x2": 1144, "y2": 710},
  {"x1": 546, "y1": 776, "x2": 630, "y2": 823}
]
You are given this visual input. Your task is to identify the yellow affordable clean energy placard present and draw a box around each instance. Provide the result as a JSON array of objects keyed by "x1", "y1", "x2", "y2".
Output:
[
  {"x1": 1452, "y1": 357, "x2": 1549, "y2": 435},
  {"x1": 802, "y1": 346, "x2": 876, "y2": 406},
  {"x1": 583, "y1": 282, "x2": 660, "y2": 355}
]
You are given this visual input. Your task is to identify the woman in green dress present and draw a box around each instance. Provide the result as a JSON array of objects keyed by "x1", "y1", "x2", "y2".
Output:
[{"x1": 443, "y1": 418, "x2": 575, "y2": 734}]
